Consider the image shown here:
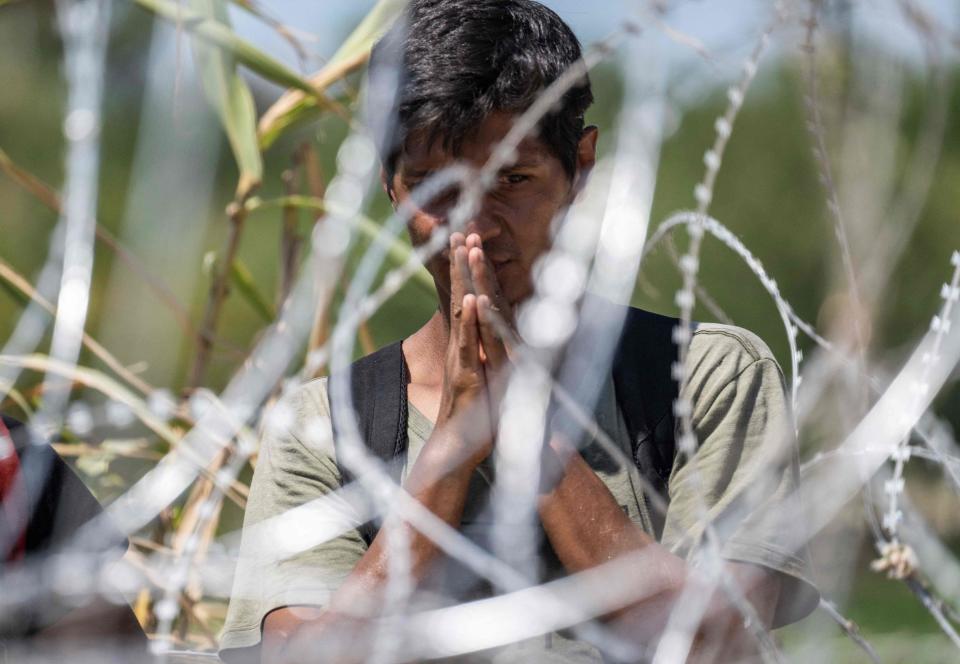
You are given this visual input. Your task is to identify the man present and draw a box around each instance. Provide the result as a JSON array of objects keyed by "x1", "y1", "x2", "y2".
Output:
[{"x1": 220, "y1": 1, "x2": 818, "y2": 662}]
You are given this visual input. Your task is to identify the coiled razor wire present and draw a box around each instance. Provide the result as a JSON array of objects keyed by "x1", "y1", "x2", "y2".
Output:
[{"x1": 2, "y1": 0, "x2": 960, "y2": 661}]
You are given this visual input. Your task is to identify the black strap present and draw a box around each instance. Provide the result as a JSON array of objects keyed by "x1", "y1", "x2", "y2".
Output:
[
  {"x1": 610, "y1": 307, "x2": 681, "y2": 539},
  {"x1": 331, "y1": 305, "x2": 681, "y2": 544},
  {"x1": 328, "y1": 341, "x2": 409, "y2": 546}
]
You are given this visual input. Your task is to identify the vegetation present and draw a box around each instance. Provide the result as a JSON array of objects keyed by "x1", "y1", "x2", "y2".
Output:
[{"x1": 1, "y1": 0, "x2": 958, "y2": 659}]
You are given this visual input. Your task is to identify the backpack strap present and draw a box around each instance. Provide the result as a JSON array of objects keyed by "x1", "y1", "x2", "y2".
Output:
[
  {"x1": 611, "y1": 307, "x2": 682, "y2": 539},
  {"x1": 328, "y1": 341, "x2": 409, "y2": 547},
  {"x1": 330, "y1": 307, "x2": 683, "y2": 544}
]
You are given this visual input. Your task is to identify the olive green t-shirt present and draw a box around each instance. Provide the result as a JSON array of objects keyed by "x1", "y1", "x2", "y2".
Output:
[{"x1": 219, "y1": 324, "x2": 818, "y2": 662}]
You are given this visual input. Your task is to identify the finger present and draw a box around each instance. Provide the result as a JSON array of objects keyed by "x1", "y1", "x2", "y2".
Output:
[
  {"x1": 456, "y1": 245, "x2": 475, "y2": 296},
  {"x1": 477, "y1": 294, "x2": 509, "y2": 369},
  {"x1": 468, "y1": 245, "x2": 513, "y2": 327},
  {"x1": 467, "y1": 246, "x2": 497, "y2": 300},
  {"x1": 458, "y1": 294, "x2": 480, "y2": 370},
  {"x1": 449, "y1": 234, "x2": 468, "y2": 319}
]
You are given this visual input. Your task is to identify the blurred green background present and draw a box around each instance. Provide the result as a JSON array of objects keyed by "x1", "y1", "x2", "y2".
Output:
[{"x1": 2, "y1": 0, "x2": 959, "y2": 659}]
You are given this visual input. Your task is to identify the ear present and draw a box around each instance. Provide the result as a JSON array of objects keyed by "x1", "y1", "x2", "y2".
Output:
[
  {"x1": 572, "y1": 125, "x2": 598, "y2": 197},
  {"x1": 381, "y1": 166, "x2": 398, "y2": 206}
]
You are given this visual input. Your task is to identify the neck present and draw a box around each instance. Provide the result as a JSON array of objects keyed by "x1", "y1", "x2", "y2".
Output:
[{"x1": 403, "y1": 309, "x2": 449, "y2": 387}]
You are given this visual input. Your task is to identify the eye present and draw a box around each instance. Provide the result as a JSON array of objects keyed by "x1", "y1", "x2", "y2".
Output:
[
  {"x1": 500, "y1": 173, "x2": 530, "y2": 186},
  {"x1": 421, "y1": 184, "x2": 462, "y2": 215}
]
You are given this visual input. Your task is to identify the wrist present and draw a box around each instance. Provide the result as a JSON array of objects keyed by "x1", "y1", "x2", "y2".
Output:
[
  {"x1": 413, "y1": 430, "x2": 484, "y2": 483},
  {"x1": 538, "y1": 437, "x2": 572, "y2": 496}
]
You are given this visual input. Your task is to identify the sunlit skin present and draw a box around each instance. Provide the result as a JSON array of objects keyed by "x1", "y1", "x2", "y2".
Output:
[
  {"x1": 394, "y1": 110, "x2": 586, "y2": 311},
  {"x1": 391, "y1": 110, "x2": 597, "y2": 422},
  {"x1": 261, "y1": 113, "x2": 782, "y2": 664}
]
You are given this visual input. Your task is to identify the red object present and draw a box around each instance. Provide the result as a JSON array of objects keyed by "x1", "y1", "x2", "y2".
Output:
[{"x1": 0, "y1": 417, "x2": 27, "y2": 561}]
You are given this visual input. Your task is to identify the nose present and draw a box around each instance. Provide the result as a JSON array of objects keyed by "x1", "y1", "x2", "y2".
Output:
[{"x1": 462, "y1": 208, "x2": 502, "y2": 244}]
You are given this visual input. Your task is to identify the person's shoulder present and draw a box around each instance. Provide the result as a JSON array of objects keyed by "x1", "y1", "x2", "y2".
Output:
[
  {"x1": 685, "y1": 323, "x2": 784, "y2": 397},
  {"x1": 264, "y1": 376, "x2": 331, "y2": 432},
  {"x1": 689, "y1": 322, "x2": 777, "y2": 364},
  {"x1": 289, "y1": 376, "x2": 330, "y2": 417},
  {"x1": 259, "y1": 377, "x2": 335, "y2": 465}
]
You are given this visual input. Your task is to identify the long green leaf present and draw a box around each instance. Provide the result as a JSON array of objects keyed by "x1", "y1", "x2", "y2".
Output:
[
  {"x1": 0, "y1": 378, "x2": 33, "y2": 418},
  {"x1": 257, "y1": 0, "x2": 409, "y2": 150},
  {"x1": 135, "y1": 0, "x2": 327, "y2": 99},
  {"x1": 0, "y1": 258, "x2": 155, "y2": 396},
  {"x1": 244, "y1": 195, "x2": 435, "y2": 295},
  {"x1": 0, "y1": 278, "x2": 29, "y2": 307},
  {"x1": 0, "y1": 144, "x2": 202, "y2": 341},
  {"x1": 189, "y1": 0, "x2": 262, "y2": 198},
  {"x1": 333, "y1": 0, "x2": 408, "y2": 63},
  {"x1": 0, "y1": 354, "x2": 180, "y2": 447},
  {"x1": 228, "y1": 0, "x2": 312, "y2": 65},
  {"x1": 0, "y1": 146, "x2": 61, "y2": 211},
  {"x1": 229, "y1": 259, "x2": 275, "y2": 322}
]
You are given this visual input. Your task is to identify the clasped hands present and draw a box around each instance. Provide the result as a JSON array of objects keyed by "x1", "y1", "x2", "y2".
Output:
[{"x1": 434, "y1": 232, "x2": 517, "y2": 465}]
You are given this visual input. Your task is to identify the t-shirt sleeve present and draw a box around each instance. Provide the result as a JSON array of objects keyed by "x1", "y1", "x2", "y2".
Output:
[
  {"x1": 659, "y1": 325, "x2": 819, "y2": 627},
  {"x1": 219, "y1": 379, "x2": 368, "y2": 662}
]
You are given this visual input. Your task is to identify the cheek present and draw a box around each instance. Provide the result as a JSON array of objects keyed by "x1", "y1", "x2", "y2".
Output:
[
  {"x1": 406, "y1": 211, "x2": 443, "y2": 247},
  {"x1": 406, "y1": 211, "x2": 449, "y2": 286},
  {"x1": 506, "y1": 193, "x2": 561, "y2": 252}
]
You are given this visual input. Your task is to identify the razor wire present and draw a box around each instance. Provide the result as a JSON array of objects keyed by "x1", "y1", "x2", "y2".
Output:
[{"x1": 1, "y1": 0, "x2": 960, "y2": 662}]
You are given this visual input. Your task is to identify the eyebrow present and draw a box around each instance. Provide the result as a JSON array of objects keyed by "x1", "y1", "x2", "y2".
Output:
[
  {"x1": 503, "y1": 143, "x2": 548, "y2": 169},
  {"x1": 500, "y1": 157, "x2": 541, "y2": 171},
  {"x1": 402, "y1": 150, "x2": 544, "y2": 180}
]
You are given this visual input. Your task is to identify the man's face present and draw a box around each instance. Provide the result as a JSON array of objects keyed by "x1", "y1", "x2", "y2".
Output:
[{"x1": 386, "y1": 111, "x2": 597, "y2": 307}]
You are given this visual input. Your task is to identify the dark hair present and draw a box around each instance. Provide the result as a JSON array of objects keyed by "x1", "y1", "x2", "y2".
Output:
[{"x1": 368, "y1": 0, "x2": 594, "y2": 182}]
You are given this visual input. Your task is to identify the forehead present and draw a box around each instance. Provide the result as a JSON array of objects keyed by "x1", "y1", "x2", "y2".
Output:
[{"x1": 397, "y1": 111, "x2": 554, "y2": 174}]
